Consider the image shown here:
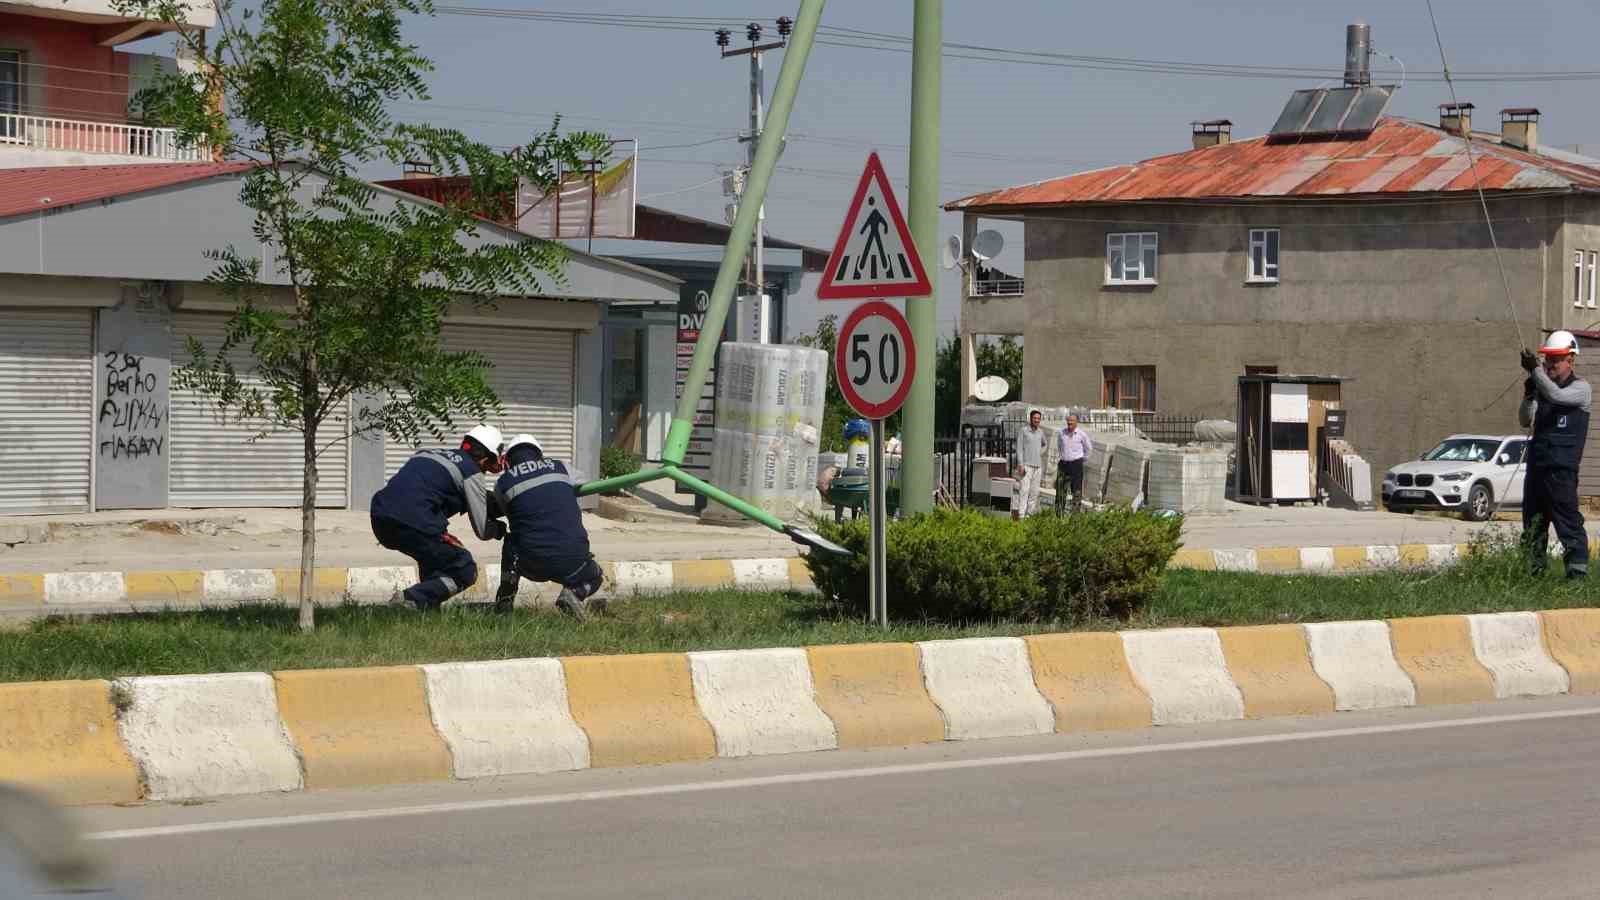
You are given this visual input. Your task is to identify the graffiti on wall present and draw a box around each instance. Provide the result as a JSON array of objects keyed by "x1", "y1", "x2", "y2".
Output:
[{"x1": 98, "y1": 352, "x2": 166, "y2": 459}]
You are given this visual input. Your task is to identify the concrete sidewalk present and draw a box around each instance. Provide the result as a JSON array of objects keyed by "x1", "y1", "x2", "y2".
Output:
[
  {"x1": 0, "y1": 508, "x2": 797, "y2": 576},
  {"x1": 2, "y1": 502, "x2": 1574, "y2": 577}
]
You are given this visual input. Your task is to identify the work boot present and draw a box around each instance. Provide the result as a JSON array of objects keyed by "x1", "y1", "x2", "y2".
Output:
[
  {"x1": 387, "y1": 589, "x2": 418, "y2": 611},
  {"x1": 555, "y1": 587, "x2": 589, "y2": 622},
  {"x1": 1567, "y1": 566, "x2": 1588, "y2": 581}
]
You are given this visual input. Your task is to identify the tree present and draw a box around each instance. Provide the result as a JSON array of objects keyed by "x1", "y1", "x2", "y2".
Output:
[
  {"x1": 122, "y1": 0, "x2": 608, "y2": 630},
  {"x1": 935, "y1": 330, "x2": 1022, "y2": 434}
]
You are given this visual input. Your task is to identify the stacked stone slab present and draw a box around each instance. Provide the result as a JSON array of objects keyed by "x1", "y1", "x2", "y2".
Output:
[
  {"x1": 1081, "y1": 429, "x2": 1128, "y2": 504},
  {"x1": 1326, "y1": 439, "x2": 1374, "y2": 505},
  {"x1": 1147, "y1": 447, "x2": 1229, "y2": 515},
  {"x1": 1106, "y1": 441, "x2": 1161, "y2": 505}
]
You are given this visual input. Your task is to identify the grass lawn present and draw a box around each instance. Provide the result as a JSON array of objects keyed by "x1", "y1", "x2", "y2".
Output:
[{"x1": 1, "y1": 548, "x2": 1595, "y2": 683}]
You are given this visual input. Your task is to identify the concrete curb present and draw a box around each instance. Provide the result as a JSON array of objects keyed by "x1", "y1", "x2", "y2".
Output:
[
  {"x1": 6, "y1": 608, "x2": 1599, "y2": 807},
  {"x1": 9, "y1": 539, "x2": 1589, "y2": 615}
]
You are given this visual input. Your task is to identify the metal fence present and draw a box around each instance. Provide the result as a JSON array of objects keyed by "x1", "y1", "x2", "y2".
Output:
[
  {"x1": 1001, "y1": 410, "x2": 1205, "y2": 446},
  {"x1": 935, "y1": 425, "x2": 1014, "y2": 508}
]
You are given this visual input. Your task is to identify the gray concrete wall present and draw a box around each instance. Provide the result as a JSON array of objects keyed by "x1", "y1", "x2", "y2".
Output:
[
  {"x1": 964, "y1": 196, "x2": 1572, "y2": 494},
  {"x1": 94, "y1": 281, "x2": 173, "y2": 509},
  {"x1": 347, "y1": 394, "x2": 387, "y2": 512},
  {"x1": 1560, "y1": 198, "x2": 1600, "y2": 333}
]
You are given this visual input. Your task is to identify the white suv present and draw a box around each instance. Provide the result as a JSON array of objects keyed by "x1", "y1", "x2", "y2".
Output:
[{"x1": 1382, "y1": 434, "x2": 1527, "y2": 521}]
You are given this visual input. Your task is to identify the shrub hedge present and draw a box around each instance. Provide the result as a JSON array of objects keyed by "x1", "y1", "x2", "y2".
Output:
[{"x1": 805, "y1": 507, "x2": 1183, "y2": 624}]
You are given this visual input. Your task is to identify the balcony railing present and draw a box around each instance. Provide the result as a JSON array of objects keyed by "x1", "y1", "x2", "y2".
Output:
[
  {"x1": 969, "y1": 277, "x2": 1025, "y2": 297},
  {"x1": 0, "y1": 114, "x2": 210, "y2": 162}
]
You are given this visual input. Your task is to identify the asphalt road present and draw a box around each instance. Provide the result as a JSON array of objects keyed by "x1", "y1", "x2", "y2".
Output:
[{"x1": 80, "y1": 696, "x2": 1600, "y2": 899}]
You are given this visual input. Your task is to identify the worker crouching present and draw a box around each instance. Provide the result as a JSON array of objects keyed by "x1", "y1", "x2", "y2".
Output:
[
  {"x1": 492, "y1": 434, "x2": 607, "y2": 619},
  {"x1": 370, "y1": 425, "x2": 507, "y2": 610},
  {"x1": 1519, "y1": 330, "x2": 1591, "y2": 579}
]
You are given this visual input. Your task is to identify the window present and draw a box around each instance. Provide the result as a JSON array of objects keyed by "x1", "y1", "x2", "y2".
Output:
[
  {"x1": 1589, "y1": 251, "x2": 1597, "y2": 308},
  {"x1": 1576, "y1": 251, "x2": 1585, "y2": 308},
  {"x1": 0, "y1": 51, "x2": 20, "y2": 142},
  {"x1": 1248, "y1": 228, "x2": 1279, "y2": 282},
  {"x1": 1105, "y1": 232, "x2": 1157, "y2": 285},
  {"x1": 1103, "y1": 366, "x2": 1156, "y2": 411}
]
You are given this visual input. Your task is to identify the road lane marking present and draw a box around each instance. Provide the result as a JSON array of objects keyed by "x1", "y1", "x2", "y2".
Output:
[{"x1": 89, "y1": 704, "x2": 1600, "y2": 841}]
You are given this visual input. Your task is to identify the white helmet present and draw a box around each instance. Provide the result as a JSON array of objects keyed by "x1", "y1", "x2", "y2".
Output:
[
  {"x1": 463, "y1": 424, "x2": 503, "y2": 455},
  {"x1": 1541, "y1": 330, "x2": 1580, "y2": 357},
  {"x1": 502, "y1": 433, "x2": 543, "y2": 456}
]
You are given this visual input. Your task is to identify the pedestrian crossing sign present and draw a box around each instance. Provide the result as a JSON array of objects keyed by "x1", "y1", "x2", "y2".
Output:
[{"x1": 815, "y1": 152, "x2": 933, "y2": 300}]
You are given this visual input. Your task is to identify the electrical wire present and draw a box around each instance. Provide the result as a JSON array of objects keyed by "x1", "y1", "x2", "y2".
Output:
[
  {"x1": 639, "y1": 172, "x2": 727, "y2": 201},
  {"x1": 1425, "y1": 0, "x2": 1532, "y2": 537},
  {"x1": 1425, "y1": 0, "x2": 1523, "y2": 351},
  {"x1": 428, "y1": 7, "x2": 1600, "y2": 85}
]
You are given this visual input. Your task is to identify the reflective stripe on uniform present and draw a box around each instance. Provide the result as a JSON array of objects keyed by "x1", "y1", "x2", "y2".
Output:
[
  {"x1": 417, "y1": 450, "x2": 467, "y2": 491},
  {"x1": 502, "y1": 472, "x2": 572, "y2": 504}
]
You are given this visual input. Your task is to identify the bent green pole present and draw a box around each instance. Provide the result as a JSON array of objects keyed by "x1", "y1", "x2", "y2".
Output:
[{"x1": 661, "y1": 0, "x2": 826, "y2": 467}]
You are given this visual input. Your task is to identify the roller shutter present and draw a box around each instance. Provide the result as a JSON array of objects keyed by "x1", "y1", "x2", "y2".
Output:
[
  {"x1": 0, "y1": 309, "x2": 93, "y2": 513},
  {"x1": 169, "y1": 312, "x2": 349, "y2": 507},
  {"x1": 383, "y1": 324, "x2": 576, "y2": 477}
]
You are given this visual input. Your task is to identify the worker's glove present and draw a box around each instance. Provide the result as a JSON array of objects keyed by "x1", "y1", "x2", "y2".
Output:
[
  {"x1": 488, "y1": 521, "x2": 507, "y2": 541},
  {"x1": 1521, "y1": 349, "x2": 1538, "y2": 372}
]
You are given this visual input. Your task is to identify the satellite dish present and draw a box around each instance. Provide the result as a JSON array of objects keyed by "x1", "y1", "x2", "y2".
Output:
[
  {"x1": 973, "y1": 375, "x2": 1010, "y2": 402},
  {"x1": 972, "y1": 229, "x2": 1005, "y2": 261},
  {"x1": 941, "y1": 235, "x2": 962, "y2": 271}
]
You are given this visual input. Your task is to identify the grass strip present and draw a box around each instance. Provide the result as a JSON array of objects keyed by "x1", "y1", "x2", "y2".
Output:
[{"x1": 0, "y1": 548, "x2": 1594, "y2": 683}]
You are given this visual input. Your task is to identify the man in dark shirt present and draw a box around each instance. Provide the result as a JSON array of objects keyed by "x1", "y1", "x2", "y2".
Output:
[
  {"x1": 1519, "y1": 331, "x2": 1591, "y2": 579},
  {"x1": 370, "y1": 424, "x2": 506, "y2": 610},
  {"x1": 492, "y1": 433, "x2": 605, "y2": 618}
]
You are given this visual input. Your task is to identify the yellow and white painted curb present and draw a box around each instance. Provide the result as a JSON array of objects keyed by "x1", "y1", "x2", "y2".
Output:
[
  {"x1": 0, "y1": 559, "x2": 818, "y2": 616},
  {"x1": 9, "y1": 540, "x2": 1593, "y2": 613},
  {"x1": 4, "y1": 608, "x2": 1598, "y2": 806},
  {"x1": 1172, "y1": 538, "x2": 1600, "y2": 573}
]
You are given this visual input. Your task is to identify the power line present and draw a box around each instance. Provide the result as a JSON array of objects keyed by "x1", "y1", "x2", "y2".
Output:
[{"x1": 429, "y1": 6, "x2": 1600, "y2": 84}]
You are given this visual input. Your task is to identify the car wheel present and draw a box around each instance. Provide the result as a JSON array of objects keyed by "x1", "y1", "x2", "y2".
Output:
[{"x1": 1464, "y1": 483, "x2": 1493, "y2": 522}]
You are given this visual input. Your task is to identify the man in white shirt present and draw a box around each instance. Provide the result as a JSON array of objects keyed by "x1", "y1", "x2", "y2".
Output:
[
  {"x1": 1013, "y1": 409, "x2": 1047, "y2": 518},
  {"x1": 1055, "y1": 414, "x2": 1093, "y2": 513}
]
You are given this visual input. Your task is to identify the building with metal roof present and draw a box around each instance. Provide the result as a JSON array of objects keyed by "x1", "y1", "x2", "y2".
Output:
[
  {"x1": 0, "y1": 162, "x2": 680, "y2": 515},
  {"x1": 943, "y1": 101, "x2": 1600, "y2": 502}
]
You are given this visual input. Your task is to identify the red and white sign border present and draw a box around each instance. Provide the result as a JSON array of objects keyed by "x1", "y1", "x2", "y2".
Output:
[{"x1": 835, "y1": 301, "x2": 917, "y2": 419}]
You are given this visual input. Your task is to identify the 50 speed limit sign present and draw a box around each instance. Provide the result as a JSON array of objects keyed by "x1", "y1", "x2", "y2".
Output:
[{"x1": 835, "y1": 301, "x2": 917, "y2": 419}]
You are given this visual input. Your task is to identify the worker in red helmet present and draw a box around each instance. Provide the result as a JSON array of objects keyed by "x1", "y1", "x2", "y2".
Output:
[{"x1": 1519, "y1": 331, "x2": 1591, "y2": 579}]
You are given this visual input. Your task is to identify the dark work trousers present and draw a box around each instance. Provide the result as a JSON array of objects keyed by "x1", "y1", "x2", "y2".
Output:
[
  {"x1": 1522, "y1": 465, "x2": 1589, "y2": 576},
  {"x1": 371, "y1": 514, "x2": 479, "y2": 608},
  {"x1": 1055, "y1": 459, "x2": 1086, "y2": 513},
  {"x1": 496, "y1": 541, "x2": 605, "y2": 606}
]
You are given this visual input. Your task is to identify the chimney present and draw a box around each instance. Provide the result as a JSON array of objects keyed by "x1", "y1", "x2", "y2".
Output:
[
  {"x1": 1344, "y1": 23, "x2": 1372, "y2": 87},
  {"x1": 1192, "y1": 119, "x2": 1233, "y2": 150},
  {"x1": 402, "y1": 160, "x2": 436, "y2": 180},
  {"x1": 1501, "y1": 108, "x2": 1541, "y2": 153},
  {"x1": 1439, "y1": 102, "x2": 1474, "y2": 136}
]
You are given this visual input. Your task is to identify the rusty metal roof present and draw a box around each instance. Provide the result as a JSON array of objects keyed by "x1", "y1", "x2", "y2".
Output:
[
  {"x1": 945, "y1": 118, "x2": 1600, "y2": 212},
  {"x1": 0, "y1": 162, "x2": 255, "y2": 219}
]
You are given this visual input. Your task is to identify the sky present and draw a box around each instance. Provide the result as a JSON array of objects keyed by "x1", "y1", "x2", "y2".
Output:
[{"x1": 150, "y1": 1, "x2": 1600, "y2": 339}]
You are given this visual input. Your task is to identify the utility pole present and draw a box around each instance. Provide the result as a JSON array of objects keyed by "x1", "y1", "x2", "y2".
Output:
[
  {"x1": 717, "y1": 18, "x2": 791, "y2": 343},
  {"x1": 900, "y1": 0, "x2": 942, "y2": 515}
]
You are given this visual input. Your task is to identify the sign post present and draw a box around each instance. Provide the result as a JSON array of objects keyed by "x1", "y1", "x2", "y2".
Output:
[
  {"x1": 819, "y1": 152, "x2": 931, "y2": 627},
  {"x1": 835, "y1": 301, "x2": 917, "y2": 627}
]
